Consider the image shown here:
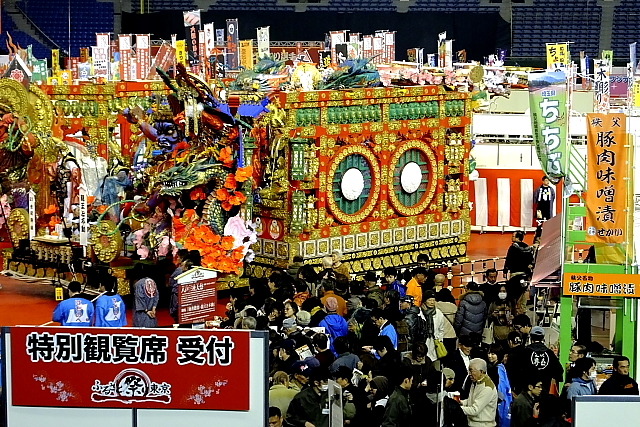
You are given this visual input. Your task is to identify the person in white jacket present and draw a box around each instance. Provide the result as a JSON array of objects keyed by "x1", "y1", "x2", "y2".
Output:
[
  {"x1": 421, "y1": 290, "x2": 446, "y2": 362},
  {"x1": 460, "y1": 358, "x2": 498, "y2": 427}
]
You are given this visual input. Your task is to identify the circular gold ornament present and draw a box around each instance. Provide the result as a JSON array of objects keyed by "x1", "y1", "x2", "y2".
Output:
[
  {"x1": 89, "y1": 220, "x2": 123, "y2": 263},
  {"x1": 469, "y1": 66, "x2": 484, "y2": 83},
  {"x1": 7, "y1": 208, "x2": 29, "y2": 243}
]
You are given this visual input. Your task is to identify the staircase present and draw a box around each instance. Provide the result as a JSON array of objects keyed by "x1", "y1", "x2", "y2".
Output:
[{"x1": 4, "y1": 0, "x2": 65, "y2": 56}]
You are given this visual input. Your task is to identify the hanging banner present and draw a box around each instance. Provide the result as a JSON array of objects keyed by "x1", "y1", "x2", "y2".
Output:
[
  {"x1": 215, "y1": 28, "x2": 225, "y2": 47},
  {"x1": 175, "y1": 40, "x2": 188, "y2": 67},
  {"x1": 28, "y1": 189, "x2": 35, "y2": 241},
  {"x1": 384, "y1": 31, "x2": 396, "y2": 63},
  {"x1": 563, "y1": 272, "x2": 640, "y2": 298},
  {"x1": 546, "y1": 42, "x2": 570, "y2": 69},
  {"x1": 372, "y1": 35, "x2": 384, "y2": 65},
  {"x1": 594, "y1": 59, "x2": 611, "y2": 113},
  {"x1": 10, "y1": 327, "x2": 250, "y2": 410},
  {"x1": 118, "y1": 35, "x2": 132, "y2": 81},
  {"x1": 363, "y1": 35, "x2": 373, "y2": 59},
  {"x1": 602, "y1": 49, "x2": 614, "y2": 63},
  {"x1": 183, "y1": 9, "x2": 201, "y2": 68},
  {"x1": 136, "y1": 34, "x2": 151, "y2": 80},
  {"x1": 31, "y1": 59, "x2": 47, "y2": 83},
  {"x1": 329, "y1": 30, "x2": 347, "y2": 64},
  {"x1": 586, "y1": 113, "x2": 628, "y2": 244},
  {"x1": 318, "y1": 50, "x2": 331, "y2": 69},
  {"x1": 51, "y1": 49, "x2": 60, "y2": 74},
  {"x1": 239, "y1": 39, "x2": 254, "y2": 69},
  {"x1": 257, "y1": 26, "x2": 270, "y2": 60},
  {"x1": 204, "y1": 23, "x2": 215, "y2": 57},
  {"x1": 148, "y1": 42, "x2": 175, "y2": 80},
  {"x1": 226, "y1": 19, "x2": 239, "y2": 69},
  {"x1": 79, "y1": 187, "x2": 88, "y2": 247},
  {"x1": 528, "y1": 70, "x2": 568, "y2": 183}
]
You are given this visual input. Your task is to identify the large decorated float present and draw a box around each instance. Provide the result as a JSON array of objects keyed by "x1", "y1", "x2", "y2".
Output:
[{"x1": 0, "y1": 28, "x2": 485, "y2": 291}]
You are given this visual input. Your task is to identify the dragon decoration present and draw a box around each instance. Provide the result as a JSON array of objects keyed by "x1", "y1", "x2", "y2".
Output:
[{"x1": 93, "y1": 64, "x2": 263, "y2": 273}]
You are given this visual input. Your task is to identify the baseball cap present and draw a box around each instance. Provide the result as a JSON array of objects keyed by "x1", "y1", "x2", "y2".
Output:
[
  {"x1": 324, "y1": 297, "x2": 338, "y2": 312},
  {"x1": 531, "y1": 326, "x2": 545, "y2": 337},
  {"x1": 290, "y1": 360, "x2": 313, "y2": 377},
  {"x1": 400, "y1": 295, "x2": 415, "y2": 304}
]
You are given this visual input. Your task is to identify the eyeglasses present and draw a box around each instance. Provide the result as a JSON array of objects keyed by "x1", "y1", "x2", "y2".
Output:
[{"x1": 533, "y1": 384, "x2": 543, "y2": 389}]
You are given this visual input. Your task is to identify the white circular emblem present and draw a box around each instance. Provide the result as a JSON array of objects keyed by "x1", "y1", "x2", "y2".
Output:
[
  {"x1": 400, "y1": 162, "x2": 422, "y2": 193},
  {"x1": 341, "y1": 168, "x2": 365, "y2": 201}
]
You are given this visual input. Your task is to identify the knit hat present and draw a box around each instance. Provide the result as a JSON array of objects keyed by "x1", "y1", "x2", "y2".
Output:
[
  {"x1": 442, "y1": 367, "x2": 455, "y2": 380},
  {"x1": 290, "y1": 360, "x2": 312, "y2": 377},
  {"x1": 324, "y1": 297, "x2": 338, "y2": 312},
  {"x1": 347, "y1": 297, "x2": 362, "y2": 311},
  {"x1": 282, "y1": 317, "x2": 297, "y2": 330},
  {"x1": 296, "y1": 310, "x2": 312, "y2": 326}
]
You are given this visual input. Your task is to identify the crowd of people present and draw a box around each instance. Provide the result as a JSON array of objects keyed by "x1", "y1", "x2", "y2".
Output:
[
  {"x1": 230, "y1": 249, "x2": 638, "y2": 427},
  {"x1": 49, "y1": 242, "x2": 639, "y2": 427}
]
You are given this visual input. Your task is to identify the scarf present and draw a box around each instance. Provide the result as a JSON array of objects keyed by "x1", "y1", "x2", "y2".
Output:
[
  {"x1": 143, "y1": 278, "x2": 157, "y2": 298},
  {"x1": 423, "y1": 306, "x2": 436, "y2": 339}
]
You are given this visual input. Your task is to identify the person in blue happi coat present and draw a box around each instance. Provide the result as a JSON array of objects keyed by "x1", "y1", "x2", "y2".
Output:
[
  {"x1": 52, "y1": 281, "x2": 94, "y2": 326},
  {"x1": 94, "y1": 276, "x2": 127, "y2": 327}
]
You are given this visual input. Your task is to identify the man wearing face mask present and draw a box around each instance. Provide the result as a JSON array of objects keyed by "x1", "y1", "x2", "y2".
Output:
[
  {"x1": 566, "y1": 357, "x2": 598, "y2": 400},
  {"x1": 286, "y1": 369, "x2": 331, "y2": 427}
]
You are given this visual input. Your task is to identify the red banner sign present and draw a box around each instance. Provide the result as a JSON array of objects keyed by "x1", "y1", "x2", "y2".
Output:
[
  {"x1": 178, "y1": 278, "x2": 218, "y2": 324},
  {"x1": 10, "y1": 327, "x2": 250, "y2": 410}
]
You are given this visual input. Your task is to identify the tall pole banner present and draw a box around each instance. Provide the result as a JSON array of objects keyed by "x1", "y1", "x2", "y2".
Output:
[
  {"x1": 183, "y1": 9, "x2": 202, "y2": 69},
  {"x1": 28, "y1": 189, "x2": 35, "y2": 241},
  {"x1": 118, "y1": 35, "x2": 131, "y2": 81},
  {"x1": 585, "y1": 113, "x2": 628, "y2": 244},
  {"x1": 204, "y1": 23, "x2": 215, "y2": 57},
  {"x1": 257, "y1": 26, "x2": 270, "y2": 60},
  {"x1": 594, "y1": 59, "x2": 611, "y2": 113},
  {"x1": 226, "y1": 19, "x2": 239, "y2": 70},
  {"x1": 528, "y1": 70, "x2": 568, "y2": 184},
  {"x1": 329, "y1": 30, "x2": 347, "y2": 64},
  {"x1": 546, "y1": 42, "x2": 570, "y2": 70},
  {"x1": 239, "y1": 40, "x2": 254, "y2": 69},
  {"x1": 385, "y1": 31, "x2": 396, "y2": 63},
  {"x1": 136, "y1": 34, "x2": 150, "y2": 80}
]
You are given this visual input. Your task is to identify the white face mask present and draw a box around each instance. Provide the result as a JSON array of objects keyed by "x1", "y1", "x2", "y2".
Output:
[
  {"x1": 498, "y1": 292, "x2": 507, "y2": 300},
  {"x1": 320, "y1": 384, "x2": 329, "y2": 392},
  {"x1": 589, "y1": 370, "x2": 597, "y2": 380}
]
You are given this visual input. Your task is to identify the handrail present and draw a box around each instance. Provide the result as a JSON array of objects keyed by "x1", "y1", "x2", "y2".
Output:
[{"x1": 13, "y1": 3, "x2": 66, "y2": 55}]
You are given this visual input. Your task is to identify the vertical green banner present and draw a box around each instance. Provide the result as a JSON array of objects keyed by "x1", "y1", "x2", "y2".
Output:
[
  {"x1": 528, "y1": 70, "x2": 568, "y2": 184},
  {"x1": 31, "y1": 59, "x2": 47, "y2": 83}
]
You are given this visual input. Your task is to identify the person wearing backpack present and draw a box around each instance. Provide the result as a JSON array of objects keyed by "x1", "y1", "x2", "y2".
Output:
[
  {"x1": 422, "y1": 290, "x2": 446, "y2": 362},
  {"x1": 400, "y1": 295, "x2": 427, "y2": 345}
]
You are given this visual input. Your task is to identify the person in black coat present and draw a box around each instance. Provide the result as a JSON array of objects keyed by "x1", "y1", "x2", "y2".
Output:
[
  {"x1": 524, "y1": 327, "x2": 564, "y2": 393},
  {"x1": 505, "y1": 331, "x2": 529, "y2": 395},
  {"x1": 443, "y1": 334, "x2": 475, "y2": 398},
  {"x1": 598, "y1": 355, "x2": 639, "y2": 395},
  {"x1": 454, "y1": 282, "x2": 487, "y2": 337}
]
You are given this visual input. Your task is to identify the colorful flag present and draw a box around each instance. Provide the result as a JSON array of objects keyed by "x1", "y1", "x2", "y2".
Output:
[
  {"x1": 239, "y1": 40, "x2": 254, "y2": 68},
  {"x1": 257, "y1": 27, "x2": 270, "y2": 60},
  {"x1": 585, "y1": 113, "x2": 628, "y2": 244},
  {"x1": 546, "y1": 42, "x2": 570, "y2": 69},
  {"x1": 226, "y1": 19, "x2": 239, "y2": 69},
  {"x1": 594, "y1": 59, "x2": 611, "y2": 113},
  {"x1": 528, "y1": 70, "x2": 568, "y2": 183}
]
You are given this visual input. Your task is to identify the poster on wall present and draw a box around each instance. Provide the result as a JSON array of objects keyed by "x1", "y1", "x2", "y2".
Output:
[
  {"x1": 528, "y1": 70, "x2": 568, "y2": 184},
  {"x1": 585, "y1": 113, "x2": 628, "y2": 244},
  {"x1": 10, "y1": 326, "x2": 250, "y2": 410}
]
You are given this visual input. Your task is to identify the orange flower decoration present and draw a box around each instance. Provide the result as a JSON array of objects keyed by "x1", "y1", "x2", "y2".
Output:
[
  {"x1": 218, "y1": 146, "x2": 234, "y2": 168},
  {"x1": 224, "y1": 173, "x2": 237, "y2": 190},
  {"x1": 44, "y1": 204, "x2": 58, "y2": 215},
  {"x1": 221, "y1": 235, "x2": 235, "y2": 251},
  {"x1": 228, "y1": 192, "x2": 246, "y2": 206},
  {"x1": 190, "y1": 187, "x2": 207, "y2": 201},
  {"x1": 97, "y1": 205, "x2": 108, "y2": 214},
  {"x1": 222, "y1": 201, "x2": 233, "y2": 211},
  {"x1": 216, "y1": 188, "x2": 231, "y2": 201},
  {"x1": 235, "y1": 165, "x2": 253, "y2": 182}
]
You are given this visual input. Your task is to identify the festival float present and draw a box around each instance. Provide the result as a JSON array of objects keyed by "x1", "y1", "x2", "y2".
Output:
[{"x1": 0, "y1": 25, "x2": 488, "y2": 291}]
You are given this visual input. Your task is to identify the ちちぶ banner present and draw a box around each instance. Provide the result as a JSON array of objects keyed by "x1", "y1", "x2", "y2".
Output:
[{"x1": 9, "y1": 327, "x2": 250, "y2": 410}]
